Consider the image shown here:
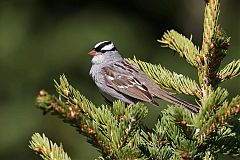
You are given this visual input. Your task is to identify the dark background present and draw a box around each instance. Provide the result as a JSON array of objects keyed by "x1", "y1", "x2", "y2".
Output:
[{"x1": 0, "y1": 0, "x2": 239, "y2": 159}]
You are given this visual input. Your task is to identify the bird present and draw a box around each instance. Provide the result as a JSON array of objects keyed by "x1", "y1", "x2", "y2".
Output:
[{"x1": 88, "y1": 41, "x2": 199, "y2": 113}]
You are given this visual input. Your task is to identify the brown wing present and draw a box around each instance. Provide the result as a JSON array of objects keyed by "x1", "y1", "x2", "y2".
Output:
[{"x1": 102, "y1": 62, "x2": 156, "y2": 104}]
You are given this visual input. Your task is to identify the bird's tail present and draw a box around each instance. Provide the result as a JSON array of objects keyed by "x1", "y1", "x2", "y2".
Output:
[{"x1": 155, "y1": 89, "x2": 199, "y2": 113}]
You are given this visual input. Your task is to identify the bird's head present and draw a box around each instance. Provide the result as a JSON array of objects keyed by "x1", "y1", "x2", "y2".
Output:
[{"x1": 88, "y1": 41, "x2": 122, "y2": 65}]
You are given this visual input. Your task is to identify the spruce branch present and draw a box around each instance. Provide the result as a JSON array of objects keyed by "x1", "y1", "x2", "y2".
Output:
[
  {"x1": 36, "y1": 75, "x2": 148, "y2": 159},
  {"x1": 29, "y1": 133, "x2": 71, "y2": 160},
  {"x1": 204, "y1": 95, "x2": 240, "y2": 136},
  {"x1": 201, "y1": 26, "x2": 230, "y2": 87},
  {"x1": 36, "y1": 90, "x2": 112, "y2": 154},
  {"x1": 197, "y1": 87, "x2": 229, "y2": 130},
  {"x1": 159, "y1": 30, "x2": 199, "y2": 67},
  {"x1": 217, "y1": 59, "x2": 240, "y2": 82},
  {"x1": 54, "y1": 74, "x2": 97, "y2": 120},
  {"x1": 195, "y1": 93, "x2": 240, "y2": 145},
  {"x1": 146, "y1": 123, "x2": 174, "y2": 159},
  {"x1": 141, "y1": 106, "x2": 199, "y2": 159},
  {"x1": 201, "y1": 0, "x2": 220, "y2": 56},
  {"x1": 205, "y1": 125, "x2": 240, "y2": 157},
  {"x1": 127, "y1": 57, "x2": 202, "y2": 98},
  {"x1": 198, "y1": 0, "x2": 223, "y2": 92}
]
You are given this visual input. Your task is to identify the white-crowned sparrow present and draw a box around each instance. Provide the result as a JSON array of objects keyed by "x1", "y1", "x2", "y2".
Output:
[{"x1": 88, "y1": 41, "x2": 199, "y2": 113}]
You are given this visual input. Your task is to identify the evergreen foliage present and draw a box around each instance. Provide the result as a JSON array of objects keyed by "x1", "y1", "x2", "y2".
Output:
[
  {"x1": 159, "y1": 30, "x2": 199, "y2": 67},
  {"x1": 29, "y1": 133, "x2": 71, "y2": 160},
  {"x1": 30, "y1": 0, "x2": 240, "y2": 159}
]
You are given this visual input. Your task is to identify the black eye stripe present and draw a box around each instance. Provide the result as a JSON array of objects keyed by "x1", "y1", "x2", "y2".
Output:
[
  {"x1": 94, "y1": 41, "x2": 112, "y2": 52},
  {"x1": 100, "y1": 50, "x2": 106, "y2": 53}
]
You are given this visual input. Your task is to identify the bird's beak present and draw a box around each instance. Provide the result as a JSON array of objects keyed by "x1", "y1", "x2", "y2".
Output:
[{"x1": 88, "y1": 50, "x2": 96, "y2": 57}]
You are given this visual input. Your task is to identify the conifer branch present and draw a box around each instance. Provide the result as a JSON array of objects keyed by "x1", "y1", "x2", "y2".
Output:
[
  {"x1": 201, "y1": 0, "x2": 220, "y2": 55},
  {"x1": 127, "y1": 57, "x2": 202, "y2": 98},
  {"x1": 205, "y1": 125, "x2": 240, "y2": 156},
  {"x1": 141, "y1": 106, "x2": 200, "y2": 159},
  {"x1": 197, "y1": 87, "x2": 229, "y2": 131},
  {"x1": 146, "y1": 121, "x2": 174, "y2": 159},
  {"x1": 201, "y1": 26, "x2": 230, "y2": 87},
  {"x1": 54, "y1": 74, "x2": 97, "y2": 120},
  {"x1": 36, "y1": 89, "x2": 111, "y2": 155},
  {"x1": 217, "y1": 59, "x2": 240, "y2": 82},
  {"x1": 29, "y1": 133, "x2": 71, "y2": 160},
  {"x1": 204, "y1": 95, "x2": 240, "y2": 136},
  {"x1": 36, "y1": 75, "x2": 148, "y2": 159},
  {"x1": 159, "y1": 30, "x2": 199, "y2": 67},
  {"x1": 198, "y1": 0, "x2": 222, "y2": 91}
]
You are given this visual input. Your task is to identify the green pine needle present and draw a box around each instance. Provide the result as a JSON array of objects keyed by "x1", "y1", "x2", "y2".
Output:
[
  {"x1": 197, "y1": 87, "x2": 229, "y2": 135},
  {"x1": 54, "y1": 74, "x2": 98, "y2": 120},
  {"x1": 149, "y1": 106, "x2": 198, "y2": 159},
  {"x1": 159, "y1": 30, "x2": 199, "y2": 67},
  {"x1": 29, "y1": 133, "x2": 71, "y2": 160},
  {"x1": 38, "y1": 75, "x2": 149, "y2": 159},
  {"x1": 218, "y1": 59, "x2": 240, "y2": 82},
  {"x1": 204, "y1": 124, "x2": 240, "y2": 157},
  {"x1": 201, "y1": 0, "x2": 220, "y2": 55}
]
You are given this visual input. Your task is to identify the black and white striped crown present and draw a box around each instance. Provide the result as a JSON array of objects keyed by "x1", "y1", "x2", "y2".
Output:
[{"x1": 94, "y1": 41, "x2": 117, "y2": 53}]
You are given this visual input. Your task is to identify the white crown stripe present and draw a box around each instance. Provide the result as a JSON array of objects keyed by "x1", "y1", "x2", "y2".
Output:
[
  {"x1": 101, "y1": 43, "x2": 114, "y2": 51},
  {"x1": 94, "y1": 41, "x2": 111, "y2": 48}
]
